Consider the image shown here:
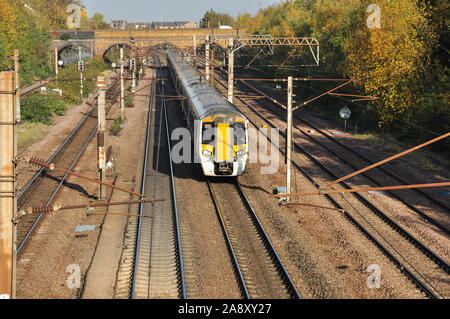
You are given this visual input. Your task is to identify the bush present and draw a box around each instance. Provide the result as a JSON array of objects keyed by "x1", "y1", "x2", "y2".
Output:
[
  {"x1": 109, "y1": 117, "x2": 126, "y2": 136},
  {"x1": 124, "y1": 95, "x2": 134, "y2": 108},
  {"x1": 20, "y1": 95, "x2": 66, "y2": 125}
]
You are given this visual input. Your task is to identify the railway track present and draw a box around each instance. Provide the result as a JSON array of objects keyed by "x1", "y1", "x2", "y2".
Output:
[
  {"x1": 115, "y1": 56, "x2": 185, "y2": 299},
  {"x1": 207, "y1": 178, "x2": 301, "y2": 299},
  {"x1": 208, "y1": 66, "x2": 450, "y2": 298},
  {"x1": 16, "y1": 76, "x2": 121, "y2": 254},
  {"x1": 234, "y1": 79, "x2": 450, "y2": 234}
]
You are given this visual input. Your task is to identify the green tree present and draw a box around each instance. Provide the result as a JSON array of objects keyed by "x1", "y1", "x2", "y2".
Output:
[
  {"x1": 90, "y1": 13, "x2": 110, "y2": 29},
  {"x1": 200, "y1": 9, "x2": 236, "y2": 28}
]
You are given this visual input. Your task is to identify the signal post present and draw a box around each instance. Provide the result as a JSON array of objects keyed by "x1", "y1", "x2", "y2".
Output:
[
  {"x1": 120, "y1": 47, "x2": 125, "y2": 120},
  {"x1": 97, "y1": 76, "x2": 106, "y2": 200}
]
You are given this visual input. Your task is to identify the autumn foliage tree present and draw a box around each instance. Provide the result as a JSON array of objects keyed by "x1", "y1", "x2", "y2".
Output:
[
  {"x1": 230, "y1": 0, "x2": 448, "y2": 145},
  {"x1": 347, "y1": 0, "x2": 436, "y2": 124}
]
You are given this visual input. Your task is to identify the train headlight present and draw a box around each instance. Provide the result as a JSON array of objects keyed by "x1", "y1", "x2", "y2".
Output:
[
  {"x1": 202, "y1": 149, "x2": 213, "y2": 156},
  {"x1": 236, "y1": 150, "x2": 245, "y2": 157}
]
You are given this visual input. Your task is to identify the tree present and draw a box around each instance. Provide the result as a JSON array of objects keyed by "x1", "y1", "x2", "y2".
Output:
[
  {"x1": 200, "y1": 9, "x2": 236, "y2": 28},
  {"x1": 347, "y1": 0, "x2": 436, "y2": 124},
  {"x1": 89, "y1": 13, "x2": 110, "y2": 30}
]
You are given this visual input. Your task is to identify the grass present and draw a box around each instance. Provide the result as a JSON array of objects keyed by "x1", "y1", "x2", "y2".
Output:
[
  {"x1": 354, "y1": 132, "x2": 450, "y2": 175},
  {"x1": 17, "y1": 122, "x2": 49, "y2": 148}
]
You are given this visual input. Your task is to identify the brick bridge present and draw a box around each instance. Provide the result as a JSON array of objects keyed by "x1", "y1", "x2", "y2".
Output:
[{"x1": 51, "y1": 28, "x2": 245, "y2": 59}]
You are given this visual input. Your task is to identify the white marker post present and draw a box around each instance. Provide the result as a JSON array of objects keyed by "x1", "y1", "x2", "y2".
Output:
[
  {"x1": 227, "y1": 37, "x2": 234, "y2": 103},
  {"x1": 97, "y1": 76, "x2": 106, "y2": 200},
  {"x1": 286, "y1": 76, "x2": 293, "y2": 201}
]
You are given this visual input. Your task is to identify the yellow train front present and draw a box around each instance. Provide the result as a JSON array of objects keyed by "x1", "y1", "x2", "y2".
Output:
[
  {"x1": 167, "y1": 50, "x2": 249, "y2": 177},
  {"x1": 197, "y1": 113, "x2": 248, "y2": 176}
]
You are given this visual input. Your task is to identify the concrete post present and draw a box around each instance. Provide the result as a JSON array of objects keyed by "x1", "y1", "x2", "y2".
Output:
[
  {"x1": 54, "y1": 47, "x2": 59, "y2": 78},
  {"x1": 0, "y1": 71, "x2": 17, "y2": 299},
  {"x1": 227, "y1": 38, "x2": 234, "y2": 103},
  {"x1": 205, "y1": 35, "x2": 210, "y2": 82},
  {"x1": 286, "y1": 76, "x2": 293, "y2": 202},
  {"x1": 120, "y1": 47, "x2": 124, "y2": 121}
]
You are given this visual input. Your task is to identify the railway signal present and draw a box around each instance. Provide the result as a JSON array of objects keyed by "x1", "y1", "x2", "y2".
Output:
[
  {"x1": 77, "y1": 60, "x2": 85, "y2": 71},
  {"x1": 130, "y1": 58, "x2": 136, "y2": 70}
]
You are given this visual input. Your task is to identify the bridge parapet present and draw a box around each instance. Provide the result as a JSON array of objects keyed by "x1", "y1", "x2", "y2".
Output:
[{"x1": 51, "y1": 28, "x2": 248, "y2": 59}]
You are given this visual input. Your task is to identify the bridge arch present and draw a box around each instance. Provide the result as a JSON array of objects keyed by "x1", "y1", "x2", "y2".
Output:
[{"x1": 101, "y1": 43, "x2": 132, "y2": 63}]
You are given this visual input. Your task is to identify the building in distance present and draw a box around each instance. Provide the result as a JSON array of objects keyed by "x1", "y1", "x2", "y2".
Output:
[{"x1": 110, "y1": 20, "x2": 128, "y2": 29}]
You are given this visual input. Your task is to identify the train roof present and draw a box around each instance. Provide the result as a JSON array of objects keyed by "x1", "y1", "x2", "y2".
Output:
[{"x1": 167, "y1": 50, "x2": 246, "y2": 121}]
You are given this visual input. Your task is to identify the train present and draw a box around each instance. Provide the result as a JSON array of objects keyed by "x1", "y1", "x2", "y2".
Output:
[{"x1": 166, "y1": 50, "x2": 249, "y2": 177}]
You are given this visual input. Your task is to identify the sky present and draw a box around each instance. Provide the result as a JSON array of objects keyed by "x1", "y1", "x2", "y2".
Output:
[{"x1": 81, "y1": 0, "x2": 281, "y2": 23}]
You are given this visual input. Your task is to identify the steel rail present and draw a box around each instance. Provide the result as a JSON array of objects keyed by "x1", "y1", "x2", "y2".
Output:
[
  {"x1": 238, "y1": 82, "x2": 450, "y2": 275},
  {"x1": 211, "y1": 68, "x2": 446, "y2": 298},
  {"x1": 16, "y1": 77, "x2": 120, "y2": 253},
  {"x1": 283, "y1": 121, "x2": 450, "y2": 236},
  {"x1": 160, "y1": 58, "x2": 187, "y2": 299},
  {"x1": 234, "y1": 180, "x2": 302, "y2": 299},
  {"x1": 131, "y1": 55, "x2": 186, "y2": 299},
  {"x1": 131, "y1": 65, "x2": 153, "y2": 299},
  {"x1": 240, "y1": 73, "x2": 450, "y2": 212},
  {"x1": 17, "y1": 124, "x2": 97, "y2": 253},
  {"x1": 16, "y1": 78, "x2": 119, "y2": 200},
  {"x1": 207, "y1": 179, "x2": 301, "y2": 299},
  {"x1": 233, "y1": 72, "x2": 450, "y2": 236},
  {"x1": 206, "y1": 180, "x2": 250, "y2": 299}
]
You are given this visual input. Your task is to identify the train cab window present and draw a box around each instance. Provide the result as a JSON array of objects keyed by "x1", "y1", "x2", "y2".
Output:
[
  {"x1": 234, "y1": 123, "x2": 246, "y2": 145},
  {"x1": 202, "y1": 123, "x2": 215, "y2": 144}
]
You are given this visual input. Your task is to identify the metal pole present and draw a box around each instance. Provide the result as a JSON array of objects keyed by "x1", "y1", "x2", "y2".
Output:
[
  {"x1": 205, "y1": 35, "x2": 210, "y2": 82},
  {"x1": 131, "y1": 41, "x2": 136, "y2": 92},
  {"x1": 287, "y1": 76, "x2": 293, "y2": 202},
  {"x1": 54, "y1": 47, "x2": 58, "y2": 78},
  {"x1": 79, "y1": 47, "x2": 83, "y2": 98},
  {"x1": 120, "y1": 47, "x2": 124, "y2": 121},
  {"x1": 0, "y1": 71, "x2": 16, "y2": 299},
  {"x1": 12, "y1": 51, "x2": 19, "y2": 298},
  {"x1": 227, "y1": 37, "x2": 234, "y2": 103},
  {"x1": 97, "y1": 77, "x2": 106, "y2": 200},
  {"x1": 193, "y1": 34, "x2": 197, "y2": 68},
  {"x1": 211, "y1": 44, "x2": 215, "y2": 86},
  {"x1": 80, "y1": 70, "x2": 83, "y2": 98}
]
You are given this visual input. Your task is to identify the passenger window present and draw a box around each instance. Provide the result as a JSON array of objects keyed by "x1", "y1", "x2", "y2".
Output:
[
  {"x1": 234, "y1": 124, "x2": 246, "y2": 145},
  {"x1": 202, "y1": 123, "x2": 215, "y2": 144}
]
